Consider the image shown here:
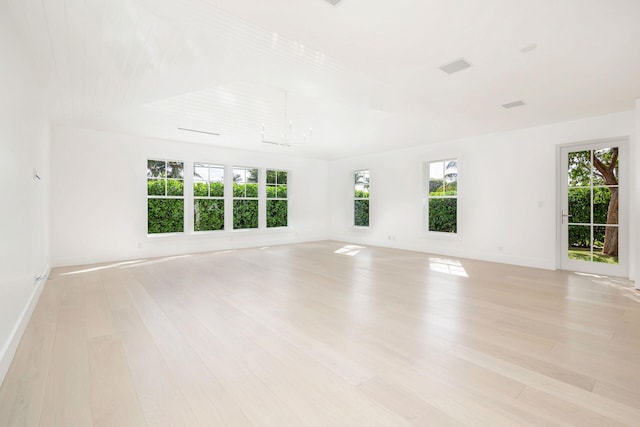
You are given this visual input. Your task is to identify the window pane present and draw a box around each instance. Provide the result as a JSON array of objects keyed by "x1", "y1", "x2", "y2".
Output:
[
  {"x1": 147, "y1": 160, "x2": 166, "y2": 178},
  {"x1": 167, "y1": 161, "x2": 184, "y2": 179},
  {"x1": 247, "y1": 169, "x2": 259, "y2": 183},
  {"x1": 568, "y1": 188, "x2": 590, "y2": 224},
  {"x1": 593, "y1": 186, "x2": 616, "y2": 224},
  {"x1": 592, "y1": 147, "x2": 618, "y2": 186},
  {"x1": 568, "y1": 225, "x2": 590, "y2": 260},
  {"x1": 148, "y1": 199, "x2": 184, "y2": 234},
  {"x1": 245, "y1": 183, "x2": 259, "y2": 198},
  {"x1": 193, "y1": 182, "x2": 208, "y2": 197},
  {"x1": 147, "y1": 179, "x2": 165, "y2": 196},
  {"x1": 568, "y1": 150, "x2": 591, "y2": 187},
  {"x1": 429, "y1": 161, "x2": 444, "y2": 180},
  {"x1": 196, "y1": 165, "x2": 224, "y2": 198},
  {"x1": 233, "y1": 200, "x2": 259, "y2": 229},
  {"x1": 194, "y1": 164, "x2": 209, "y2": 182},
  {"x1": 354, "y1": 170, "x2": 369, "y2": 198},
  {"x1": 194, "y1": 199, "x2": 224, "y2": 231},
  {"x1": 277, "y1": 171, "x2": 288, "y2": 184},
  {"x1": 593, "y1": 226, "x2": 618, "y2": 264},
  {"x1": 277, "y1": 184, "x2": 287, "y2": 199},
  {"x1": 428, "y1": 198, "x2": 457, "y2": 233},
  {"x1": 266, "y1": 170, "x2": 277, "y2": 184},
  {"x1": 210, "y1": 181, "x2": 224, "y2": 197},
  {"x1": 267, "y1": 200, "x2": 288, "y2": 228},
  {"x1": 211, "y1": 167, "x2": 224, "y2": 183},
  {"x1": 444, "y1": 160, "x2": 458, "y2": 196},
  {"x1": 233, "y1": 183, "x2": 246, "y2": 197},
  {"x1": 266, "y1": 185, "x2": 276, "y2": 198},
  {"x1": 233, "y1": 168, "x2": 246, "y2": 184},
  {"x1": 429, "y1": 179, "x2": 444, "y2": 196},
  {"x1": 167, "y1": 179, "x2": 184, "y2": 196},
  {"x1": 354, "y1": 200, "x2": 369, "y2": 227}
]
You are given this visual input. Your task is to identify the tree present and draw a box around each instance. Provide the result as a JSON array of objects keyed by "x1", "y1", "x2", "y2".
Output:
[{"x1": 593, "y1": 148, "x2": 618, "y2": 256}]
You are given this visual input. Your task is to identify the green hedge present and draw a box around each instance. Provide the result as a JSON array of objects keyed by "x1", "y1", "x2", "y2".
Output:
[
  {"x1": 194, "y1": 181, "x2": 223, "y2": 197},
  {"x1": 148, "y1": 179, "x2": 290, "y2": 233},
  {"x1": 354, "y1": 200, "x2": 369, "y2": 226},
  {"x1": 233, "y1": 200, "x2": 259, "y2": 229},
  {"x1": 148, "y1": 179, "x2": 184, "y2": 196},
  {"x1": 568, "y1": 187, "x2": 612, "y2": 248},
  {"x1": 233, "y1": 183, "x2": 259, "y2": 198},
  {"x1": 267, "y1": 200, "x2": 288, "y2": 227},
  {"x1": 194, "y1": 199, "x2": 224, "y2": 231},
  {"x1": 429, "y1": 198, "x2": 457, "y2": 233},
  {"x1": 148, "y1": 199, "x2": 184, "y2": 234},
  {"x1": 267, "y1": 185, "x2": 287, "y2": 198}
]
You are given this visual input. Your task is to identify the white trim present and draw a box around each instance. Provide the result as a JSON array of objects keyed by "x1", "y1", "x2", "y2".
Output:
[{"x1": 0, "y1": 267, "x2": 50, "y2": 387}]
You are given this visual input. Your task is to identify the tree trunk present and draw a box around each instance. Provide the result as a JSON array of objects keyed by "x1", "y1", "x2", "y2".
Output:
[
  {"x1": 592, "y1": 148, "x2": 618, "y2": 257},
  {"x1": 602, "y1": 187, "x2": 618, "y2": 256}
]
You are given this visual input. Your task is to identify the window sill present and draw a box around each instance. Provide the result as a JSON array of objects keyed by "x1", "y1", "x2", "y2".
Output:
[
  {"x1": 422, "y1": 231, "x2": 461, "y2": 241},
  {"x1": 147, "y1": 232, "x2": 185, "y2": 238}
]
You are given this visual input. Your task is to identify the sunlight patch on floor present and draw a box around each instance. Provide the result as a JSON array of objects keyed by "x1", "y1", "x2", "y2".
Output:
[
  {"x1": 429, "y1": 257, "x2": 468, "y2": 277},
  {"x1": 334, "y1": 244, "x2": 365, "y2": 256}
]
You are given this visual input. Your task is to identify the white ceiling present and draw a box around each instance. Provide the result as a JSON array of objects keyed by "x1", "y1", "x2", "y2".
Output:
[{"x1": 8, "y1": 0, "x2": 640, "y2": 159}]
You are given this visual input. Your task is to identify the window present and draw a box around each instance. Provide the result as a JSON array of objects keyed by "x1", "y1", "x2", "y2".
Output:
[
  {"x1": 354, "y1": 169, "x2": 370, "y2": 227},
  {"x1": 147, "y1": 159, "x2": 184, "y2": 234},
  {"x1": 427, "y1": 159, "x2": 458, "y2": 233},
  {"x1": 233, "y1": 167, "x2": 259, "y2": 229},
  {"x1": 266, "y1": 169, "x2": 288, "y2": 228},
  {"x1": 194, "y1": 163, "x2": 224, "y2": 231}
]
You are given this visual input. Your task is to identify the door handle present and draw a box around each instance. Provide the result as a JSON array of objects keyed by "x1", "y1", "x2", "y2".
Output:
[{"x1": 561, "y1": 210, "x2": 572, "y2": 224}]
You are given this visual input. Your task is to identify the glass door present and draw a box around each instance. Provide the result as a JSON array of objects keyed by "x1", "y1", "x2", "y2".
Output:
[{"x1": 560, "y1": 139, "x2": 628, "y2": 277}]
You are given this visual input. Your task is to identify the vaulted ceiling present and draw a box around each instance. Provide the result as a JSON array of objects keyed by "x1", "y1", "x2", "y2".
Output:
[{"x1": 8, "y1": 0, "x2": 640, "y2": 158}]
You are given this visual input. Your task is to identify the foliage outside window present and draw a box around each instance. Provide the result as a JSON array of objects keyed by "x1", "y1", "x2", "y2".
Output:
[
  {"x1": 567, "y1": 147, "x2": 619, "y2": 264},
  {"x1": 427, "y1": 159, "x2": 457, "y2": 233},
  {"x1": 233, "y1": 167, "x2": 259, "y2": 229},
  {"x1": 194, "y1": 163, "x2": 224, "y2": 232},
  {"x1": 354, "y1": 170, "x2": 370, "y2": 227},
  {"x1": 266, "y1": 170, "x2": 288, "y2": 228},
  {"x1": 147, "y1": 159, "x2": 184, "y2": 234}
]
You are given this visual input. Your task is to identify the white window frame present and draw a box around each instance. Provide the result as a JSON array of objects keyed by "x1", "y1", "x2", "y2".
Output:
[
  {"x1": 232, "y1": 166, "x2": 260, "y2": 230},
  {"x1": 424, "y1": 158, "x2": 460, "y2": 236},
  {"x1": 266, "y1": 169, "x2": 289, "y2": 229},
  {"x1": 193, "y1": 163, "x2": 225, "y2": 233},
  {"x1": 354, "y1": 169, "x2": 370, "y2": 228},
  {"x1": 147, "y1": 158, "x2": 185, "y2": 235}
]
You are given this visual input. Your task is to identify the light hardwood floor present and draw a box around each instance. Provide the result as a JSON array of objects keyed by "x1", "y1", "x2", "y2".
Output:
[{"x1": 1, "y1": 241, "x2": 639, "y2": 426}]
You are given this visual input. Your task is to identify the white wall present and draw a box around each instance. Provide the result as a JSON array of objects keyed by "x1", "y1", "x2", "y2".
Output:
[
  {"x1": 0, "y1": 4, "x2": 51, "y2": 384},
  {"x1": 50, "y1": 126, "x2": 330, "y2": 267},
  {"x1": 329, "y1": 111, "x2": 636, "y2": 274}
]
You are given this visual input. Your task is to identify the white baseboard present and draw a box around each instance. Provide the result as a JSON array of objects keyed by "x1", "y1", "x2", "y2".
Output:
[{"x1": 0, "y1": 266, "x2": 50, "y2": 387}]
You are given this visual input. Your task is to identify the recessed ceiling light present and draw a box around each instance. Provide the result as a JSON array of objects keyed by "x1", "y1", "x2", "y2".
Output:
[
  {"x1": 520, "y1": 43, "x2": 537, "y2": 53},
  {"x1": 439, "y1": 58, "x2": 472, "y2": 74},
  {"x1": 502, "y1": 100, "x2": 526, "y2": 109}
]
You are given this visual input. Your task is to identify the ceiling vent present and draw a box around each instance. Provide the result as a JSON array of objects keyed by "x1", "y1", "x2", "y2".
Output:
[
  {"x1": 324, "y1": 0, "x2": 344, "y2": 5},
  {"x1": 439, "y1": 58, "x2": 472, "y2": 74},
  {"x1": 502, "y1": 100, "x2": 526, "y2": 109}
]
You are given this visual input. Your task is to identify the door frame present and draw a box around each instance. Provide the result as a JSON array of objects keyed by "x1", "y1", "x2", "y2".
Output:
[{"x1": 556, "y1": 136, "x2": 629, "y2": 277}]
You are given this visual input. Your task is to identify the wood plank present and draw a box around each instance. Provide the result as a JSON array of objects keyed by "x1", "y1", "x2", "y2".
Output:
[
  {"x1": 1, "y1": 241, "x2": 638, "y2": 426},
  {"x1": 88, "y1": 335, "x2": 147, "y2": 427}
]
